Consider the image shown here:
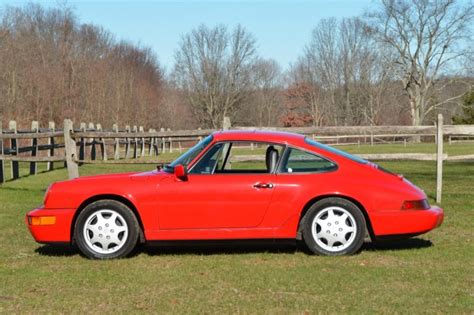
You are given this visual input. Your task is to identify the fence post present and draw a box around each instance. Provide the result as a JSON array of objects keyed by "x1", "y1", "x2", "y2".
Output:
[
  {"x1": 160, "y1": 128, "x2": 165, "y2": 153},
  {"x1": 152, "y1": 130, "x2": 159, "y2": 155},
  {"x1": 9, "y1": 121, "x2": 19, "y2": 180},
  {"x1": 436, "y1": 114, "x2": 443, "y2": 204},
  {"x1": 89, "y1": 122, "x2": 96, "y2": 161},
  {"x1": 97, "y1": 123, "x2": 107, "y2": 161},
  {"x1": 0, "y1": 122, "x2": 4, "y2": 184},
  {"x1": 125, "y1": 125, "x2": 131, "y2": 158},
  {"x1": 78, "y1": 122, "x2": 86, "y2": 165},
  {"x1": 113, "y1": 124, "x2": 120, "y2": 160},
  {"x1": 47, "y1": 121, "x2": 55, "y2": 171},
  {"x1": 29, "y1": 121, "x2": 39, "y2": 175},
  {"x1": 140, "y1": 126, "x2": 146, "y2": 157},
  {"x1": 133, "y1": 125, "x2": 138, "y2": 158},
  {"x1": 148, "y1": 128, "x2": 154, "y2": 156},
  {"x1": 64, "y1": 119, "x2": 79, "y2": 179}
]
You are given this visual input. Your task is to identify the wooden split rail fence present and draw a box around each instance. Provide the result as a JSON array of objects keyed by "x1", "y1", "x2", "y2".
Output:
[
  {"x1": 1, "y1": 116, "x2": 473, "y2": 203},
  {"x1": 0, "y1": 119, "x2": 215, "y2": 183}
]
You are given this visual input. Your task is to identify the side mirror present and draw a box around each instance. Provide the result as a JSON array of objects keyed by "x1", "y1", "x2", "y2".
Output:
[{"x1": 174, "y1": 164, "x2": 188, "y2": 181}]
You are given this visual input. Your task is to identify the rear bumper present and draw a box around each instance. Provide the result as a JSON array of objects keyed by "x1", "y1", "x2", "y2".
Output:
[
  {"x1": 370, "y1": 206, "x2": 444, "y2": 237},
  {"x1": 26, "y1": 207, "x2": 75, "y2": 243}
]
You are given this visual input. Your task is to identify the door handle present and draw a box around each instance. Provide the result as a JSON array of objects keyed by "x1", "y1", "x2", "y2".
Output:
[{"x1": 253, "y1": 182, "x2": 274, "y2": 189}]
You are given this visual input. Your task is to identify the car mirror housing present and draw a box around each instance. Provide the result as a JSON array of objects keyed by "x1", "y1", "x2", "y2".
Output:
[{"x1": 174, "y1": 164, "x2": 188, "y2": 181}]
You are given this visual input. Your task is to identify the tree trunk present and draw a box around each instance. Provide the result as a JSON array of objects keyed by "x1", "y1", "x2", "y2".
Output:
[{"x1": 410, "y1": 96, "x2": 422, "y2": 142}]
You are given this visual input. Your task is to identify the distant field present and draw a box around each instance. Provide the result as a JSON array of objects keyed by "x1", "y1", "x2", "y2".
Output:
[
  {"x1": 0, "y1": 144, "x2": 473, "y2": 313},
  {"x1": 2, "y1": 142, "x2": 473, "y2": 180},
  {"x1": 341, "y1": 142, "x2": 474, "y2": 156},
  {"x1": 231, "y1": 142, "x2": 474, "y2": 156}
]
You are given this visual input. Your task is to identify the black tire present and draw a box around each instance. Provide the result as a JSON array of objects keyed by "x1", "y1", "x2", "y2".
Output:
[
  {"x1": 301, "y1": 197, "x2": 366, "y2": 256},
  {"x1": 74, "y1": 200, "x2": 140, "y2": 259}
]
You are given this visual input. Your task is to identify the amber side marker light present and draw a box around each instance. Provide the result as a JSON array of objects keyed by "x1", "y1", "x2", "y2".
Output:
[
  {"x1": 401, "y1": 199, "x2": 430, "y2": 210},
  {"x1": 28, "y1": 216, "x2": 56, "y2": 226}
]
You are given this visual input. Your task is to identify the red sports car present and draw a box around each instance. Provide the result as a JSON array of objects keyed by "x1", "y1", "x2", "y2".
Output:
[{"x1": 26, "y1": 131, "x2": 443, "y2": 259}]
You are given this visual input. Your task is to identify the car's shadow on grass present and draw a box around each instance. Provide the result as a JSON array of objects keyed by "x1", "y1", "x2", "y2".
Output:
[
  {"x1": 142, "y1": 237, "x2": 433, "y2": 256},
  {"x1": 34, "y1": 237, "x2": 433, "y2": 257},
  {"x1": 35, "y1": 244, "x2": 79, "y2": 257},
  {"x1": 142, "y1": 240, "x2": 301, "y2": 256},
  {"x1": 362, "y1": 237, "x2": 433, "y2": 251}
]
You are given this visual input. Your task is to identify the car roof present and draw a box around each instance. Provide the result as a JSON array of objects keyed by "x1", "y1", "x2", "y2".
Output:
[{"x1": 212, "y1": 130, "x2": 305, "y2": 145}]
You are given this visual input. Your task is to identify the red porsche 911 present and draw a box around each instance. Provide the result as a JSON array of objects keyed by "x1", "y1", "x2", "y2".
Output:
[{"x1": 26, "y1": 131, "x2": 443, "y2": 259}]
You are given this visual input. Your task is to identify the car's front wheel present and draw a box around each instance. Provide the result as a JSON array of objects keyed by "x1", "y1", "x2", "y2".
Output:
[
  {"x1": 74, "y1": 200, "x2": 140, "y2": 259},
  {"x1": 302, "y1": 197, "x2": 366, "y2": 255}
]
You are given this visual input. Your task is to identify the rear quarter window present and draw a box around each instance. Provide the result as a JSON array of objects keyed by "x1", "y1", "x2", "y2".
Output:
[
  {"x1": 281, "y1": 148, "x2": 336, "y2": 173},
  {"x1": 304, "y1": 138, "x2": 368, "y2": 164}
]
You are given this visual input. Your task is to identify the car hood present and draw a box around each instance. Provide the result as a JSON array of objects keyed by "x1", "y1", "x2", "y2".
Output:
[
  {"x1": 43, "y1": 170, "x2": 170, "y2": 209},
  {"x1": 61, "y1": 169, "x2": 171, "y2": 183}
]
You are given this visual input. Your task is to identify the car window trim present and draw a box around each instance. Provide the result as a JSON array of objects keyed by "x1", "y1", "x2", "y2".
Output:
[
  {"x1": 188, "y1": 140, "x2": 287, "y2": 175},
  {"x1": 164, "y1": 134, "x2": 215, "y2": 173},
  {"x1": 220, "y1": 142, "x2": 233, "y2": 172},
  {"x1": 277, "y1": 145, "x2": 338, "y2": 175}
]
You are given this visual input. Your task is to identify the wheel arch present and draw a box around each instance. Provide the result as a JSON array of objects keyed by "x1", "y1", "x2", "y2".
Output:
[
  {"x1": 296, "y1": 194, "x2": 375, "y2": 241},
  {"x1": 71, "y1": 194, "x2": 146, "y2": 244}
]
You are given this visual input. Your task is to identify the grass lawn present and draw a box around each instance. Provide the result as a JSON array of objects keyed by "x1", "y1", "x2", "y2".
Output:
[{"x1": 0, "y1": 145, "x2": 473, "y2": 313}]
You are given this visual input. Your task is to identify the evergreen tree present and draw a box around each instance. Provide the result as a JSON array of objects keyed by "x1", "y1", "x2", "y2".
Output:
[{"x1": 452, "y1": 91, "x2": 474, "y2": 124}]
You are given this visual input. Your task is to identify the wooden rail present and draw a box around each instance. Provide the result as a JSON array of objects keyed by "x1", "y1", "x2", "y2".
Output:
[{"x1": 1, "y1": 116, "x2": 473, "y2": 205}]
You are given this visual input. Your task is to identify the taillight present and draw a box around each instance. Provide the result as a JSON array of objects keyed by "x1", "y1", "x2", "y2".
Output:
[{"x1": 401, "y1": 199, "x2": 430, "y2": 210}]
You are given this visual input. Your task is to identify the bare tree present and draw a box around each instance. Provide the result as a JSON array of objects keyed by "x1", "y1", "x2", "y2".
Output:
[
  {"x1": 0, "y1": 3, "x2": 163, "y2": 129},
  {"x1": 366, "y1": 0, "x2": 474, "y2": 125},
  {"x1": 251, "y1": 58, "x2": 282, "y2": 126},
  {"x1": 284, "y1": 58, "x2": 326, "y2": 127},
  {"x1": 294, "y1": 17, "x2": 395, "y2": 126},
  {"x1": 173, "y1": 24, "x2": 257, "y2": 128},
  {"x1": 305, "y1": 18, "x2": 341, "y2": 124}
]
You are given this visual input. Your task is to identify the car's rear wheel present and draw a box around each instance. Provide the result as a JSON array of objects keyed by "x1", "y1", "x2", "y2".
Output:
[
  {"x1": 74, "y1": 200, "x2": 140, "y2": 259},
  {"x1": 302, "y1": 197, "x2": 366, "y2": 255}
]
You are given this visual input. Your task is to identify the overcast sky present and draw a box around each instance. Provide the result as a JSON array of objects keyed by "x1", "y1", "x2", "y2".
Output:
[{"x1": 1, "y1": 0, "x2": 376, "y2": 71}]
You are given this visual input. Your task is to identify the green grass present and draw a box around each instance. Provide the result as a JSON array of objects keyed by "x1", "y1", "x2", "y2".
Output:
[
  {"x1": 0, "y1": 146, "x2": 473, "y2": 313},
  {"x1": 340, "y1": 142, "x2": 474, "y2": 156}
]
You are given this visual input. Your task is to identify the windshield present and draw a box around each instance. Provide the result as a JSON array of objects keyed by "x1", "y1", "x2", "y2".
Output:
[
  {"x1": 305, "y1": 137, "x2": 368, "y2": 164},
  {"x1": 164, "y1": 135, "x2": 213, "y2": 172}
]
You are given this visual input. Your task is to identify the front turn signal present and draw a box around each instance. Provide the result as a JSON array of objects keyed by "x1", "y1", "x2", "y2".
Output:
[{"x1": 28, "y1": 216, "x2": 56, "y2": 226}]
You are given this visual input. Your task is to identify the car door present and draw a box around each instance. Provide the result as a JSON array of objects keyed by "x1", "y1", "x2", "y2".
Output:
[
  {"x1": 268, "y1": 146, "x2": 339, "y2": 225},
  {"x1": 156, "y1": 141, "x2": 281, "y2": 230}
]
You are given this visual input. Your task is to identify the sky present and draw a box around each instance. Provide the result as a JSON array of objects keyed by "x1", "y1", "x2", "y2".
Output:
[{"x1": 0, "y1": 0, "x2": 375, "y2": 71}]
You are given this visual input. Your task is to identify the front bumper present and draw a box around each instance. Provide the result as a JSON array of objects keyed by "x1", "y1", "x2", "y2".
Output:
[
  {"x1": 26, "y1": 207, "x2": 76, "y2": 243},
  {"x1": 370, "y1": 206, "x2": 444, "y2": 237}
]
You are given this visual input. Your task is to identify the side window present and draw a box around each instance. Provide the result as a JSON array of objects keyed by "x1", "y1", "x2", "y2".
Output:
[
  {"x1": 221, "y1": 142, "x2": 284, "y2": 173},
  {"x1": 189, "y1": 143, "x2": 225, "y2": 174},
  {"x1": 190, "y1": 141, "x2": 284, "y2": 174},
  {"x1": 281, "y1": 148, "x2": 336, "y2": 173}
]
